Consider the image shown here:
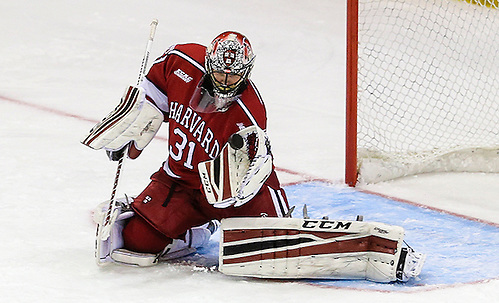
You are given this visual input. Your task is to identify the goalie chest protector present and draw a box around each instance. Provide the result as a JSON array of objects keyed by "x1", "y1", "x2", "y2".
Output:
[{"x1": 219, "y1": 217, "x2": 406, "y2": 282}]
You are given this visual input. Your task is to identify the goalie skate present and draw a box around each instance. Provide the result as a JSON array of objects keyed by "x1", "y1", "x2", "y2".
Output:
[{"x1": 396, "y1": 247, "x2": 426, "y2": 282}]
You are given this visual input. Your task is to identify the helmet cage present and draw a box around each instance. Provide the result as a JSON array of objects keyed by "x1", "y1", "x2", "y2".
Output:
[{"x1": 189, "y1": 75, "x2": 243, "y2": 113}]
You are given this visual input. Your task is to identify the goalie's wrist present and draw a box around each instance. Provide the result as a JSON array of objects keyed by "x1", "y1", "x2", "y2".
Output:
[{"x1": 105, "y1": 145, "x2": 127, "y2": 161}]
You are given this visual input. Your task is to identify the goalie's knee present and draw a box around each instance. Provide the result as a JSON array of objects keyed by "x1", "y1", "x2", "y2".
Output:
[
  {"x1": 122, "y1": 215, "x2": 219, "y2": 255},
  {"x1": 122, "y1": 215, "x2": 171, "y2": 254},
  {"x1": 95, "y1": 197, "x2": 218, "y2": 267},
  {"x1": 94, "y1": 207, "x2": 171, "y2": 267},
  {"x1": 104, "y1": 212, "x2": 218, "y2": 266}
]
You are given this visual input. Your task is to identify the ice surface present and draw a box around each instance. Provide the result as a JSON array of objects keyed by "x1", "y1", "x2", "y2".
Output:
[{"x1": 0, "y1": 1, "x2": 497, "y2": 302}]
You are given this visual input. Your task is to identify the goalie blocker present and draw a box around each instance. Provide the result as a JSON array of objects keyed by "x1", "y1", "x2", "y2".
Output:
[
  {"x1": 219, "y1": 217, "x2": 425, "y2": 283},
  {"x1": 81, "y1": 85, "x2": 164, "y2": 157}
]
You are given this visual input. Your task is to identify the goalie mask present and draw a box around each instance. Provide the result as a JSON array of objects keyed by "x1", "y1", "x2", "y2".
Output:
[{"x1": 190, "y1": 31, "x2": 256, "y2": 113}]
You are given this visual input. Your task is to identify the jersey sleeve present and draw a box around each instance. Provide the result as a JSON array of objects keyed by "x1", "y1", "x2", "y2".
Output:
[
  {"x1": 140, "y1": 45, "x2": 180, "y2": 120},
  {"x1": 140, "y1": 44, "x2": 207, "y2": 122},
  {"x1": 237, "y1": 80, "x2": 268, "y2": 131}
]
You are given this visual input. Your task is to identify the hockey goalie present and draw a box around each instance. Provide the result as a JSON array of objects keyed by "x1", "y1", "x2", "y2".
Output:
[
  {"x1": 82, "y1": 29, "x2": 425, "y2": 283},
  {"x1": 83, "y1": 31, "x2": 290, "y2": 267}
]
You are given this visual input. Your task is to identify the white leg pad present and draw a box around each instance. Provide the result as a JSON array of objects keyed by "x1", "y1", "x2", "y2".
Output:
[
  {"x1": 111, "y1": 249, "x2": 158, "y2": 267},
  {"x1": 93, "y1": 198, "x2": 134, "y2": 265},
  {"x1": 219, "y1": 217, "x2": 425, "y2": 283}
]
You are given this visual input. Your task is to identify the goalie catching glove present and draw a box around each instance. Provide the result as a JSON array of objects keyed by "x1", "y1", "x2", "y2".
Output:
[
  {"x1": 81, "y1": 85, "x2": 164, "y2": 157},
  {"x1": 198, "y1": 125, "x2": 273, "y2": 208}
]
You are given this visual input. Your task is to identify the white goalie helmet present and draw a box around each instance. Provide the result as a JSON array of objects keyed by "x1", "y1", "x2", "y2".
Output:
[
  {"x1": 190, "y1": 31, "x2": 256, "y2": 113},
  {"x1": 206, "y1": 31, "x2": 256, "y2": 97}
]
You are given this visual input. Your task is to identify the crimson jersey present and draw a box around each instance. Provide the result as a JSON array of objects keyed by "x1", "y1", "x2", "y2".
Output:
[{"x1": 141, "y1": 43, "x2": 269, "y2": 189}]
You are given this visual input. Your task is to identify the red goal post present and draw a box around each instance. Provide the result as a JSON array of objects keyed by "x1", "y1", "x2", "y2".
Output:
[{"x1": 345, "y1": 0, "x2": 499, "y2": 186}]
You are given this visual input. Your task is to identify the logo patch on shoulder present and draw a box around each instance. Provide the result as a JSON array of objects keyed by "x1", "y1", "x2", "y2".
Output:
[{"x1": 174, "y1": 69, "x2": 193, "y2": 83}]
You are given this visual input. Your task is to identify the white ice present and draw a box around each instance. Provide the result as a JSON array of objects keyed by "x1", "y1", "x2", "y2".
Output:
[{"x1": 0, "y1": 1, "x2": 497, "y2": 302}]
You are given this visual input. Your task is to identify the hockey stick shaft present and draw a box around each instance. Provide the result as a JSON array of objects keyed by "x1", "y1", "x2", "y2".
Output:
[
  {"x1": 100, "y1": 19, "x2": 159, "y2": 240},
  {"x1": 137, "y1": 19, "x2": 158, "y2": 85}
]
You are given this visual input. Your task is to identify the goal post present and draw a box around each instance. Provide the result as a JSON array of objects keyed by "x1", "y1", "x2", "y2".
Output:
[
  {"x1": 345, "y1": 0, "x2": 499, "y2": 186},
  {"x1": 346, "y1": 0, "x2": 359, "y2": 187}
]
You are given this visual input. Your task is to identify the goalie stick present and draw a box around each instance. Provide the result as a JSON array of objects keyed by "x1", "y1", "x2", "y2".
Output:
[{"x1": 97, "y1": 19, "x2": 158, "y2": 248}]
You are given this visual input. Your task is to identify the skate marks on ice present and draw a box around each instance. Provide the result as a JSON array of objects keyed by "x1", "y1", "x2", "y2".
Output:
[{"x1": 177, "y1": 182, "x2": 499, "y2": 292}]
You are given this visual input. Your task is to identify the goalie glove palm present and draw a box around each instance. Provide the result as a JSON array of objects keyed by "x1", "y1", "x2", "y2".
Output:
[{"x1": 198, "y1": 125, "x2": 273, "y2": 208}]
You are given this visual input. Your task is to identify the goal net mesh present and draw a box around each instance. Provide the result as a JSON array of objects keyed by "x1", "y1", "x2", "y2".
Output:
[{"x1": 356, "y1": 0, "x2": 499, "y2": 183}]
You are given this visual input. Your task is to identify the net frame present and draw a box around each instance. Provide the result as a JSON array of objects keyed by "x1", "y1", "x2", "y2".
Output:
[{"x1": 345, "y1": 0, "x2": 499, "y2": 185}]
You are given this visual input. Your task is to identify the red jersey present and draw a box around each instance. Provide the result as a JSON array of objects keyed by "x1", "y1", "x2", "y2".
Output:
[{"x1": 141, "y1": 43, "x2": 268, "y2": 189}]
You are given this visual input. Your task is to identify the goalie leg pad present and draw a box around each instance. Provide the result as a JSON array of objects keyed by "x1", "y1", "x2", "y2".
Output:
[
  {"x1": 111, "y1": 249, "x2": 158, "y2": 267},
  {"x1": 93, "y1": 198, "x2": 135, "y2": 265},
  {"x1": 219, "y1": 217, "x2": 425, "y2": 283}
]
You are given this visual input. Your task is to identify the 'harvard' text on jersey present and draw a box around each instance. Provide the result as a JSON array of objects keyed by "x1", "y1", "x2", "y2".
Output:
[{"x1": 140, "y1": 43, "x2": 268, "y2": 189}]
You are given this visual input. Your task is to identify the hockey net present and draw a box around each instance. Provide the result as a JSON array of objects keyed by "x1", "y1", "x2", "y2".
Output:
[{"x1": 346, "y1": 0, "x2": 499, "y2": 185}]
